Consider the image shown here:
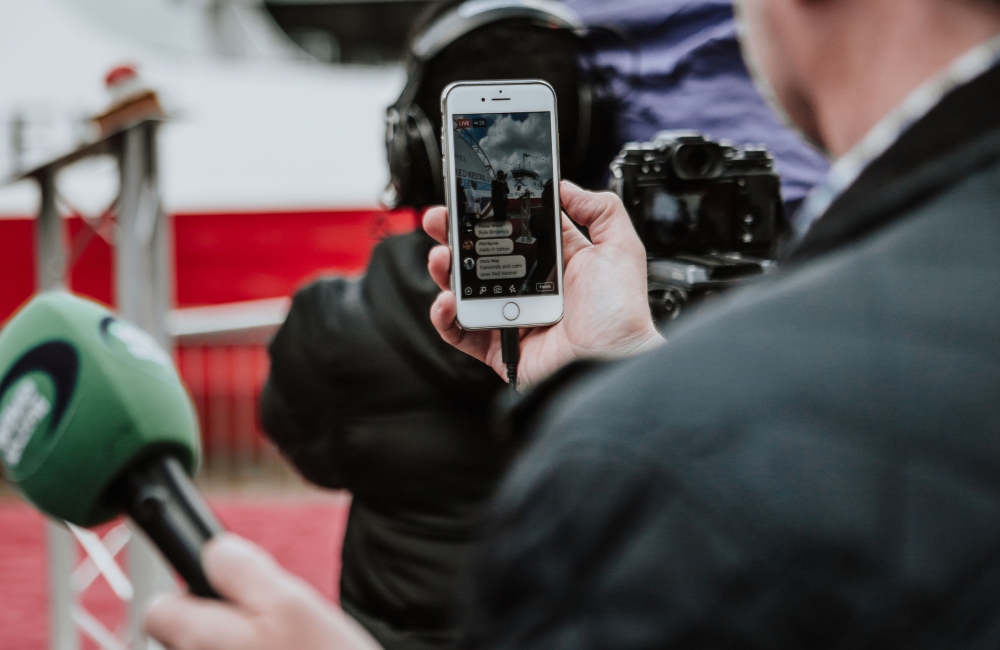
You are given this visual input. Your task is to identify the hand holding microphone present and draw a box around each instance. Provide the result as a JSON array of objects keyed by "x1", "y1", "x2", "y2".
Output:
[
  {"x1": 0, "y1": 293, "x2": 383, "y2": 648},
  {"x1": 145, "y1": 534, "x2": 382, "y2": 650}
]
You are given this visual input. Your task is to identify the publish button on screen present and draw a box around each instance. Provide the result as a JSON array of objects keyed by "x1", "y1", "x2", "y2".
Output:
[{"x1": 536, "y1": 283, "x2": 555, "y2": 293}]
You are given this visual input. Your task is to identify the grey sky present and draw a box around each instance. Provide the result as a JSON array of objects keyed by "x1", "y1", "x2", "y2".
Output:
[{"x1": 478, "y1": 113, "x2": 553, "y2": 181}]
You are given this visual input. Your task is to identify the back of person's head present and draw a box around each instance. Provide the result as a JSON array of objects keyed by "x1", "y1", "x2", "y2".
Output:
[
  {"x1": 411, "y1": 0, "x2": 584, "y2": 165},
  {"x1": 384, "y1": 0, "x2": 612, "y2": 209}
]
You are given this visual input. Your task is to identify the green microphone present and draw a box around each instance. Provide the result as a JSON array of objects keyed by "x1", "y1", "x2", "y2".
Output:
[{"x1": 0, "y1": 292, "x2": 223, "y2": 598}]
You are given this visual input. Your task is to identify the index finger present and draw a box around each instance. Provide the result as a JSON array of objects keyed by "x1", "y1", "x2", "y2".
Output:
[
  {"x1": 202, "y1": 534, "x2": 301, "y2": 613},
  {"x1": 146, "y1": 593, "x2": 257, "y2": 650},
  {"x1": 422, "y1": 206, "x2": 448, "y2": 245}
]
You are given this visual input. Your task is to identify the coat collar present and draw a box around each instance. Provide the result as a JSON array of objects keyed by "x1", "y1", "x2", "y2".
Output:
[{"x1": 789, "y1": 56, "x2": 1000, "y2": 263}]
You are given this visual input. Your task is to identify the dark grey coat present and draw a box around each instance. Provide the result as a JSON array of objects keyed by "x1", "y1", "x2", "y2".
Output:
[{"x1": 462, "y1": 64, "x2": 1000, "y2": 648}]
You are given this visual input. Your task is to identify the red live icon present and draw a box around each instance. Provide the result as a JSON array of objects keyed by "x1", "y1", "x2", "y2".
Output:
[{"x1": 456, "y1": 118, "x2": 472, "y2": 129}]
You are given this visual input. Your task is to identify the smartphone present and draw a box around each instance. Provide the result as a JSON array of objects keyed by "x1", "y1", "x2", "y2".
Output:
[{"x1": 441, "y1": 80, "x2": 564, "y2": 330}]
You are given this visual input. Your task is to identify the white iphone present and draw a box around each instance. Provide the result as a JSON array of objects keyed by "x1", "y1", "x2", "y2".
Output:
[{"x1": 441, "y1": 80, "x2": 564, "y2": 330}]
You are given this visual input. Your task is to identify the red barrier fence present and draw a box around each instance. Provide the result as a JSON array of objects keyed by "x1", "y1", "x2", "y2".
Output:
[
  {"x1": 1, "y1": 207, "x2": 417, "y2": 483},
  {"x1": 175, "y1": 343, "x2": 277, "y2": 482},
  {"x1": 0, "y1": 208, "x2": 417, "y2": 321}
]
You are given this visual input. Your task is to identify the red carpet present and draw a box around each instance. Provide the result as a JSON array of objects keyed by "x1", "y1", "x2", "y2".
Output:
[{"x1": 0, "y1": 494, "x2": 350, "y2": 650}]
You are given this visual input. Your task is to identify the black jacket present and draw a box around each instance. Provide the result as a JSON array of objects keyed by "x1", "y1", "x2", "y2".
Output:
[
  {"x1": 260, "y1": 232, "x2": 510, "y2": 650},
  {"x1": 462, "y1": 64, "x2": 1000, "y2": 648}
]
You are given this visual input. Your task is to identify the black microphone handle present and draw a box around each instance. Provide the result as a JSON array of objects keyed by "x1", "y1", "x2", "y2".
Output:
[{"x1": 116, "y1": 455, "x2": 224, "y2": 599}]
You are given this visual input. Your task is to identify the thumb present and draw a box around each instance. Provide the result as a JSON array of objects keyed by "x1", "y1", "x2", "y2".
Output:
[
  {"x1": 559, "y1": 181, "x2": 639, "y2": 249},
  {"x1": 202, "y1": 534, "x2": 301, "y2": 612}
]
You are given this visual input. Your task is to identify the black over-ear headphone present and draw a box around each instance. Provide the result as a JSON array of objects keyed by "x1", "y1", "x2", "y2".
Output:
[{"x1": 383, "y1": 0, "x2": 591, "y2": 210}]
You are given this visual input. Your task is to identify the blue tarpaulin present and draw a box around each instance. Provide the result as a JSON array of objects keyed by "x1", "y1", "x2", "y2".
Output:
[{"x1": 566, "y1": 0, "x2": 830, "y2": 220}]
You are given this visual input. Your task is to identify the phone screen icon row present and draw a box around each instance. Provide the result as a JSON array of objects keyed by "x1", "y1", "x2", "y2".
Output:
[{"x1": 464, "y1": 285, "x2": 518, "y2": 296}]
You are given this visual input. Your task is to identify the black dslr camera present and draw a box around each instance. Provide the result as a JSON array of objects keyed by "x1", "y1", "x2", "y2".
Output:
[{"x1": 609, "y1": 131, "x2": 786, "y2": 322}]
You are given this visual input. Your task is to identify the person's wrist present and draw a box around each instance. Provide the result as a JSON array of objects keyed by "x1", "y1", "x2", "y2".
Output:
[{"x1": 612, "y1": 324, "x2": 665, "y2": 359}]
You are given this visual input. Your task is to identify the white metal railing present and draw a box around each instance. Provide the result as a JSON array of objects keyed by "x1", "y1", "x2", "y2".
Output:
[
  {"x1": 15, "y1": 104, "x2": 296, "y2": 646},
  {"x1": 16, "y1": 117, "x2": 174, "y2": 650},
  {"x1": 167, "y1": 297, "x2": 289, "y2": 345}
]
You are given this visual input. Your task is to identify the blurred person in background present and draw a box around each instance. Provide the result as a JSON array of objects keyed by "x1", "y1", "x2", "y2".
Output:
[
  {"x1": 490, "y1": 170, "x2": 510, "y2": 222},
  {"x1": 148, "y1": 0, "x2": 1000, "y2": 646},
  {"x1": 258, "y1": 3, "x2": 604, "y2": 649},
  {"x1": 255, "y1": 1, "x2": 826, "y2": 650}
]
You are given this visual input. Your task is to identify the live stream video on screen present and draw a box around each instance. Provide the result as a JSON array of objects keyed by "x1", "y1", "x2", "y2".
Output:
[{"x1": 453, "y1": 112, "x2": 559, "y2": 300}]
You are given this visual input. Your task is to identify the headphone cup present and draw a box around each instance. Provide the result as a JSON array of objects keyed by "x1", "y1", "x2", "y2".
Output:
[
  {"x1": 385, "y1": 0, "x2": 597, "y2": 208},
  {"x1": 386, "y1": 104, "x2": 443, "y2": 208}
]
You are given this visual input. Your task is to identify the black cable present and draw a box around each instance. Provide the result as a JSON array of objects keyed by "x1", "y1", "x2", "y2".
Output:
[{"x1": 501, "y1": 328, "x2": 520, "y2": 399}]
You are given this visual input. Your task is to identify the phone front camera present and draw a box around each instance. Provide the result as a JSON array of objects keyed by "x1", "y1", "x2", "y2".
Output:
[{"x1": 481, "y1": 98, "x2": 485, "y2": 102}]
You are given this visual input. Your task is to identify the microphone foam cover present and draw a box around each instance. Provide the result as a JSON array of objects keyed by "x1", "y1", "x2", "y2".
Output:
[{"x1": 0, "y1": 293, "x2": 201, "y2": 526}]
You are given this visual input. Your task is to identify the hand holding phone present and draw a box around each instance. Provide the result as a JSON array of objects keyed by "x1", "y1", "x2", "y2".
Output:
[{"x1": 424, "y1": 182, "x2": 665, "y2": 389}]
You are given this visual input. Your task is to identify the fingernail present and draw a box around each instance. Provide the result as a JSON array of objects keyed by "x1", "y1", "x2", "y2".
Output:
[{"x1": 205, "y1": 533, "x2": 257, "y2": 565}]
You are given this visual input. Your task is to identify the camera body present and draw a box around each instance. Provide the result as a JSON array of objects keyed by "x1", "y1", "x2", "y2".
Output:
[
  {"x1": 610, "y1": 131, "x2": 783, "y2": 256},
  {"x1": 609, "y1": 131, "x2": 785, "y2": 322}
]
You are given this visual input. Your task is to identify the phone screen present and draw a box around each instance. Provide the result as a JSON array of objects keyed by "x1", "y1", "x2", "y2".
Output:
[{"x1": 452, "y1": 112, "x2": 560, "y2": 301}]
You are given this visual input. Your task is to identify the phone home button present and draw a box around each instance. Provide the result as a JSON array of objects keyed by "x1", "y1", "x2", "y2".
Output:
[{"x1": 502, "y1": 302, "x2": 520, "y2": 321}]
